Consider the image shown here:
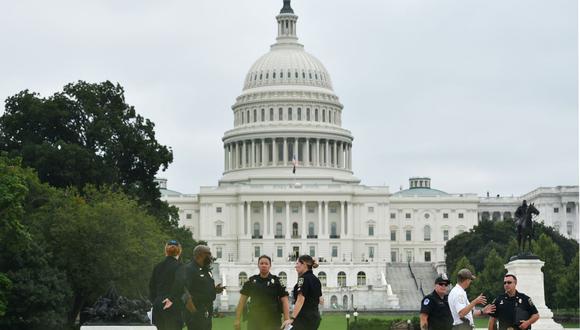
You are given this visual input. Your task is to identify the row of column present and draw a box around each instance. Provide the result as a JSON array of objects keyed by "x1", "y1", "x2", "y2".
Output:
[
  {"x1": 238, "y1": 201, "x2": 350, "y2": 240},
  {"x1": 224, "y1": 138, "x2": 352, "y2": 171}
]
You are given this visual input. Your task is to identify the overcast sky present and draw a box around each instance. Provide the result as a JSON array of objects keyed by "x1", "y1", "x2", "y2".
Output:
[{"x1": 0, "y1": 0, "x2": 577, "y2": 197}]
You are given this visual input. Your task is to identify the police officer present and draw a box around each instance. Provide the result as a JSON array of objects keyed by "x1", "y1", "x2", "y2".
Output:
[
  {"x1": 149, "y1": 240, "x2": 183, "y2": 330},
  {"x1": 487, "y1": 274, "x2": 539, "y2": 330},
  {"x1": 175, "y1": 245, "x2": 225, "y2": 330},
  {"x1": 420, "y1": 274, "x2": 453, "y2": 330},
  {"x1": 281, "y1": 255, "x2": 322, "y2": 330},
  {"x1": 233, "y1": 255, "x2": 289, "y2": 330}
]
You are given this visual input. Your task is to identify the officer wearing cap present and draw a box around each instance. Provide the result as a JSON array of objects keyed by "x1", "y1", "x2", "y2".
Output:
[
  {"x1": 420, "y1": 274, "x2": 453, "y2": 330},
  {"x1": 448, "y1": 268, "x2": 495, "y2": 329},
  {"x1": 487, "y1": 274, "x2": 539, "y2": 330},
  {"x1": 149, "y1": 240, "x2": 183, "y2": 330},
  {"x1": 174, "y1": 245, "x2": 225, "y2": 330}
]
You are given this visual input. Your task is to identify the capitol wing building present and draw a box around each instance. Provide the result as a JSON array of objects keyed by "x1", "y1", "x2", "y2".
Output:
[{"x1": 160, "y1": 1, "x2": 579, "y2": 311}]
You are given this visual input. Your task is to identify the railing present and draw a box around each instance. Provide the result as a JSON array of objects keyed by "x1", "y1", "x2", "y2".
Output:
[
  {"x1": 307, "y1": 235, "x2": 318, "y2": 239},
  {"x1": 330, "y1": 234, "x2": 341, "y2": 239},
  {"x1": 251, "y1": 235, "x2": 263, "y2": 239}
]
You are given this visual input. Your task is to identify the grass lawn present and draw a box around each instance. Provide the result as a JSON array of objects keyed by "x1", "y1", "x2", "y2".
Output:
[{"x1": 184, "y1": 314, "x2": 579, "y2": 330}]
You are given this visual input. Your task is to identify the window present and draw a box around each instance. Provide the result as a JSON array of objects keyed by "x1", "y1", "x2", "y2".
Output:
[
  {"x1": 443, "y1": 229, "x2": 449, "y2": 241},
  {"x1": 292, "y1": 222, "x2": 299, "y2": 237},
  {"x1": 292, "y1": 207, "x2": 299, "y2": 213},
  {"x1": 253, "y1": 208, "x2": 260, "y2": 214},
  {"x1": 424, "y1": 251, "x2": 431, "y2": 262},
  {"x1": 318, "y1": 272, "x2": 327, "y2": 287},
  {"x1": 277, "y1": 246, "x2": 283, "y2": 258},
  {"x1": 443, "y1": 213, "x2": 449, "y2": 219},
  {"x1": 405, "y1": 213, "x2": 411, "y2": 219},
  {"x1": 306, "y1": 108, "x2": 310, "y2": 121},
  {"x1": 405, "y1": 230, "x2": 412, "y2": 241},
  {"x1": 368, "y1": 246, "x2": 375, "y2": 259},
  {"x1": 315, "y1": 109, "x2": 319, "y2": 121},
  {"x1": 554, "y1": 208, "x2": 559, "y2": 213},
  {"x1": 239, "y1": 272, "x2": 248, "y2": 287},
  {"x1": 276, "y1": 223, "x2": 283, "y2": 237},
  {"x1": 338, "y1": 272, "x2": 346, "y2": 287},
  {"x1": 278, "y1": 272, "x2": 287, "y2": 287},
  {"x1": 261, "y1": 109, "x2": 265, "y2": 121},
  {"x1": 186, "y1": 213, "x2": 192, "y2": 219},
  {"x1": 308, "y1": 207, "x2": 315, "y2": 213},
  {"x1": 368, "y1": 225, "x2": 374, "y2": 236},
  {"x1": 322, "y1": 110, "x2": 326, "y2": 122},
  {"x1": 309, "y1": 246, "x2": 315, "y2": 256},
  {"x1": 567, "y1": 221, "x2": 573, "y2": 235},
  {"x1": 368, "y1": 206, "x2": 374, "y2": 213},
  {"x1": 253, "y1": 109, "x2": 257, "y2": 122},
  {"x1": 357, "y1": 271, "x2": 366, "y2": 286},
  {"x1": 308, "y1": 222, "x2": 315, "y2": 236},
  {"x1": 254, "y1": 246, "x2": 260, "y2": 258},
  {"x1": 390, "y1": 213, "x2": 396, "y2": 219},
  {"x1": 276, "y1": 207, "x2": 282, "y2": 213},
  {"x1": 390, "y1": 230, "x2": 397, "y2": 241},
  {"x1": 270, "y1": 108, "x2": 274, "y2": 121},
  {"x1": 278, "y1": 108, "x2": 283, "y2": 120},
  {"x1": 424, "y1": 225, "x2": 431, "y2": 241},
  {"x1": 216, "y1": 207, "x2": 222, "y2": 213},
  {"x1": 216, "y1": 224, "x2": 223, "y2": 237},
  {"x1": 391, "y1": 250, "x2": 397, "y2": 262},
  {"x1": 288, "y1": 108, "x2": 293, "y2": 120},
  {"x1": 298, "y1": 108, "x2": 302, "y2": 120},
  {"x1": 331, "y1": 246, "x2": 338, "y2": 258},
  {"x1": 215, "y1": 247, "x2": 222, "y2": 259},
  {"x1": 253, "y1": 222, "x2": 260, "y2": 238},
  {"x1": 330, "y1": 222, "x2": 338, "y2": 237},
  {"x1": 566, "y1": 207, "x2": 572, "y2": 213},
  {"x1": 458, "y1": 213, "x2": 464, "y2": 219},
  {"x1": 330, "y1": 207, "x2": 337, "y2": 213}
]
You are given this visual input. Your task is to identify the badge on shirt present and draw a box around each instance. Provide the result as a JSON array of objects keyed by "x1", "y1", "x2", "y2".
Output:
[
  {"x1": 423, "y1": 298, "x2": 430, "y2": 305},
  {"x1": 208, "y1": 271, "x2": 213, "y2": 279},
  {"x1": 271, "y1": 278, "x2": 275, "y2": 284},
  {"x1": 500, "y1": 300, "x2": 504, "y2": 305},
  {"x1": 200, "y1": 274, "x2": 205, "y2": 278},
  {"x1": 518, "y1": 298, "x2": 522, "y2": 304}
]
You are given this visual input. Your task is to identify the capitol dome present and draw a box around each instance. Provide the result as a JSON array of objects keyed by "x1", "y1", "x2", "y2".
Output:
[{"x1": 220, "y1": 0, "x2": 358, "y2": 185}]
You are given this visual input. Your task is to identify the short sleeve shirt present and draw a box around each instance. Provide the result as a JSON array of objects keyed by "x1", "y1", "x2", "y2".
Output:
[
  {"x1": 420, "y1": 291, "x2": 453, "y2": 330},
  {"x1": 240, "y1": 273, "x2": 288, "y2": 317},
  {"x1": 448, "y1": 284, "x2": 474, "y2": 326},
  {"x1": 489, "y1": 291, "x2": 539, "y2": 330},
  {"x1": 292, "y1": 270, "x2": 322, "y2": 319}
]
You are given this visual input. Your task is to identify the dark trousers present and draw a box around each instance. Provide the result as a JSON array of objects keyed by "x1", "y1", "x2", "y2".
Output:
[
  {"x1": 184, "y1": 310, "x2": 212, "y2": 330},
  {"x1": 152, "y1": 306, "x2": 182, "y2": 330},
  {"x1": 452, "y1": 323, "x2": 473, "y2": 330},
  {"x1": 247, "y1": 315, "x2": 281, "y2": 330},
  {"x1": 292, "y1": 315, "x2": 321, "y2": 330}
]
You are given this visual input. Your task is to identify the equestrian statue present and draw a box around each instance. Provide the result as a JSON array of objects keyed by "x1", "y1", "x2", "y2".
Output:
[{"x1": 514, "y1": 200, "x2": 540, "y2": 255}]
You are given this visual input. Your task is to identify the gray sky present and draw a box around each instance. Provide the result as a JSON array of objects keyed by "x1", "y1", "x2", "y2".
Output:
[{"x1": 0, "y1": 0, "x2": 577, "y2": 196}]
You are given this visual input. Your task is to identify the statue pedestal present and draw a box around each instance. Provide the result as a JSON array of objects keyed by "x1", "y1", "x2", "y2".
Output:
[{"x1": 505, "y1": 258, "x2": 563, "y2": 329}]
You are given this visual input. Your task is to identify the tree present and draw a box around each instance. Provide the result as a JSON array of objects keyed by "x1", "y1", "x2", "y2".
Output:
[
  {"x1": 555, "y1": 252, "x2": 579, "y2": 309},
  {"x1": 0, "y1": 81, "x2": 175, "y2": 227},
  {"x1": 0, "y1": 274, "x2": 10, "y2": 317},
  {"x1": 470, "y1": 249, "x2": 505, "y2": 300},
  {"x1": 532, "y1": 233, "x2": 566, "y2": 308}
]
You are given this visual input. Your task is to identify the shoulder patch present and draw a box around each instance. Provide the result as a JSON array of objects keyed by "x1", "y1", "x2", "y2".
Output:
[
  {"x1": 423, "y1": 298, "x2": 430, "y2": 305},
  {"x1": 298, "y1": 277, "x2": 304, "y2": 287},
  {"x1": 528, "y1": 298, "x2": 534, "y2": 306}
]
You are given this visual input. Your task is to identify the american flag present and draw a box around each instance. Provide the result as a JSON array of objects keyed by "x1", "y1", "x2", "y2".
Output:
[{"x1": 292, "y1": 155, "x2": 297, "y2": 174}]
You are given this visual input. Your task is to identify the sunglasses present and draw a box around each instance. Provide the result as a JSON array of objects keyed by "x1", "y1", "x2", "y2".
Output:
[
  {"x1": 437, "y1": 283, "x2": 449, "y2": 286},
  {"x1": 503, "y1": 281, "x2": 513, "y2": 284}
]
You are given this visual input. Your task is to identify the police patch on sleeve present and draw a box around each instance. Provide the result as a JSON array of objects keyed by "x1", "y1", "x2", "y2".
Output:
[
  {"x1": 298, "y1": 278, "x2": 304, "y2": 287},
  {"x1": 423, "y1": 298, "x2": 430, "y2": 306},
  {"x1": 528, "y1": 298, "x2": 534, "y2": 306}
]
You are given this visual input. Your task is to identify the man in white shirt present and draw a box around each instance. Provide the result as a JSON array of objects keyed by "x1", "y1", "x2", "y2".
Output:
[{"x1": 448, "y1": 268, "x2": 495, "y2": 329}]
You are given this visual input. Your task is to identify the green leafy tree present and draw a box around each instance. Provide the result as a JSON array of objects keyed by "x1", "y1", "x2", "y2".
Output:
[
  {"x1": 0, "y1": 274, "x2": 10, "y2": 317},
  {"x1": 532, "y1": 233, "x2": 565, "y2": 308},
  {"x1": 470, "y1": 249, "x2": 505, "y2": 300},
  {"x1": 0, "y1": 81, "x2": 175, "y2": 227},
  {"x1": 554, "y1": 252, "x2": 579, "y2": 309}
]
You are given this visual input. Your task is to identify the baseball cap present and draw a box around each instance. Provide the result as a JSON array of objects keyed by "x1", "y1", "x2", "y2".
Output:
[
  {"x1": 167, "y1": 239, "x2": 180, "y2": 246},
  {"x1": 457, "y1": 268, "x2": 476, "y2": 280},
  {"x1": 435, "y1": 273, "x2": 450, "y2": 284}
]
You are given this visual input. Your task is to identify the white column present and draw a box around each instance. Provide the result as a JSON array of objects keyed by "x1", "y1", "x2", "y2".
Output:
[
  {"x1": 246, "y1": 202, "x2": 251, "y2": 238},
  {"x1": 318, "y1": 201, "x2": 323, "y2": 238},
  {"x1": 340, "y1": 201, "x2": 345, "y2": 237},
  {"x1": 263, "y1": 201, "x2": 268, "y2": 236},
  {"x1": 324, "y1": 201, "x2": 329, "y2": 237},
  {"x1": 285, "y1": 201, "x2": 290, "y2": 239},
  {"x1": 316, "y1": 139, "x2": 320, "y2": 166},
  {"x1": 272, "y1": 139, "x2": 277, "y2": 166},
  {"x1": 333, "y1": 141, "x2": 338, "y2": 167},
  {"x1": 270, "y1": 202, "x2": 275, "y2": 237},
  {"x1": 349, "y1": 144, "x2": 352, "y2": 169},
  {"x1": 305, "y1": 138, "x2": 310, "y2": 166},
  {"x1": 261, "y1": 139, "x2": 266, "y2": 167},
  {"x1": 325, "y1": 140, "x2": 330, "y2": 166},
  {"x1": 242, "y1": 141, "x2": 246, "y2": 168},
  {"x1": 302, "y1": 201, "x2": 307, "y2": 238},
  {"x1": 293, "y1": 138, "x2": 298, "y2": 162},
  {"x1": 283, "y1": 138, "x2": 288, "y2": 165},
  {"x1": 239, "y1": 202, "x2": 245, "y2": 236},
  {"x1": 347, "y1": 202, "x2": 353, "y2": 238},
  {"x1": 251, "y1": 140, "x2": 256, "y2": 167},
  {"x1": 224, "y1": 145, "x2": 228, "y2": 171},
  {"x1": 234, "y1": 143, "x2": 239, "y2": 169}
]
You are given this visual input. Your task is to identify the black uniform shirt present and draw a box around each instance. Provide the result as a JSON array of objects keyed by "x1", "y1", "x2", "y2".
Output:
[
  {"x1": 292, "y1": 270, "x2": 322, "y2": 319},
  {"x1": 240, "y1": 274, "x2": 288, "y2": 318},
  {"x1": 149, "y1": 256, "x2": 181, "y2": 306},
  {"x1": 489, "y1": 291, "x2": 539, "y2": 330},
  {"x1": 177, "y1": 261, "x2": 216, "y2": 311},
  {"x1": 420, "y1": 290, "x2": 453, "y2": 330}
]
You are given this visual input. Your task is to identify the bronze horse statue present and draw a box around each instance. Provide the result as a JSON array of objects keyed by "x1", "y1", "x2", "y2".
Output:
[{"x1": 516, "y1": 202, "x2": 539, "y2": 253}]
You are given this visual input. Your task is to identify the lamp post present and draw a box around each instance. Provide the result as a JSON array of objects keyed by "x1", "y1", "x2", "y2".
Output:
[
  {"x1": 345, "y1": 313, "x2": 350, "y2": 330},
  {"x1": 407, "y1": 319, "x2": 411, "y2": 330},
  {"x1": 353, "y1": 308, "x2": 359, "y2": 323}
]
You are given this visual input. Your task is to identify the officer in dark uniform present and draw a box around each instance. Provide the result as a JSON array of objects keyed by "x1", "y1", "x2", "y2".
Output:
[
  {"x1": 234, "y1": 255, "x2": 289, "y2": 330},
  {"x1": 420, "y1": 274, "x2": 453, "y2": 330},
  {"x1": 281, "y1": 255, "x2": 322, "y2": 330},
  {"x1": 149, "y1": 240, "x2": 183, "y2": 330},
  {"x1": 488, "y1": 274, "x2": 539, "y2": 330},
  {"x1": 174, "y1": 245, "x2": 225, "y2": 330}
]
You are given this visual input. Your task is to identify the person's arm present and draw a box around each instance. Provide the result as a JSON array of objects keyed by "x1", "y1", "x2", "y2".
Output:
[
  {"x1": 281, "y1": 295, "x2": 290, "y2": 321},
  {"x1": 488, "y1": 316, "x2": 496, "y2": 330},
  {"x1": 519, "y1": 313, "x2": 539, "y2": 330},
  {"x1": 459, "y1": 294, "x2": 486, "y2": 318},
  {"x1": 233, "y1": 294, "x2": 248, "y2": 330},
  {"x1": 281, "y1": 293, "x2": 305, "y2": 329},
  {"x1": 419, "y1": 312, "x2": 429, "y2": 330}
]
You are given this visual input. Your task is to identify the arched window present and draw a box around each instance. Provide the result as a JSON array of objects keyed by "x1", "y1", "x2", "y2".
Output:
[
  {"x1": 330, "y1": 222, "x2": 337, "y2": 237},
  {"x1": 357, "y1": 271, "x2": 366, "y2": 286},
  {"x1": 270, "y1": 108, "x2": 274, "y2": 121},
  {"x1": 261, "y1": 108, "x2": 265, "y2": 121},
  {"x1": 322, "y1": 109, "x2": 326, "y2": 122},
  {"x1": 276, "y1": 222, "x2": 283, "y2": 237},
  {"x1": 288, "y1": 108, "x2": 293, "y2": 121},
  {"x1": 330, "y1": 295, "x2": 338, "y2": 309},
  {"x1": 318, "y1": 271, "x2": 327, "y2": 287},
  {"x1": 308, "y1": 222, "x2": 315, "y2": 236},
  {"x1": 239, "y1": 272, "x2": 248, "y2": 287},
  {"x1": 253, "y1": 109, "x2": 257, "y2": 122},
  {"x1": 297, "y1": 108, "x2": 302, "y2": 120},
  {"x1": 292, "y1": 222, "x2": 299, "y2": 237},
  {"x1": 278, "y1": 271, "x2": 287, "y2": 286},
  {"x1": 424, "y1": 225, "x2": 431, "y2": 241},
  {"x1": 343, "y1": 295, "x2": 348, "y2": 309},
  {"x1": 315, "y1": 109, "x2": 319, "y2": 121},
  {"x1": 253, "y1": 222, "x2": 261, "y2": 238},
  {"x1": 337, "y1": 271, "x2": 346, "y2": 287},
  {"x1": 278, "y1": 108, "x2": 283, "y2": 121},
  {"x1": 306, "y1": 108, "x2": 311, "y2": 121}
]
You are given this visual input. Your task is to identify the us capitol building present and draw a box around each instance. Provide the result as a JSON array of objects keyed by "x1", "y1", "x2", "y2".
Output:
[{"x1": 160, "y1": 1, "x2": 579, "y2": 311}]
